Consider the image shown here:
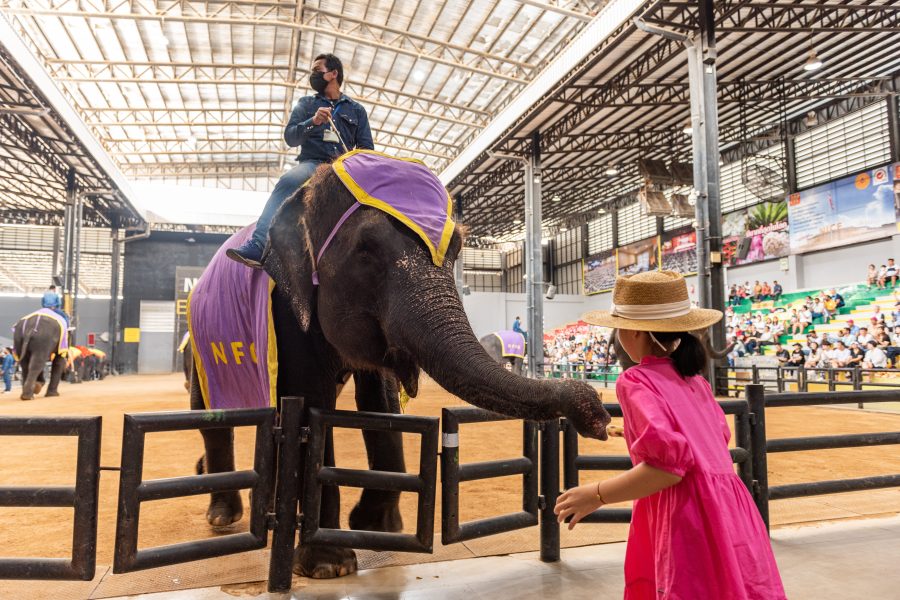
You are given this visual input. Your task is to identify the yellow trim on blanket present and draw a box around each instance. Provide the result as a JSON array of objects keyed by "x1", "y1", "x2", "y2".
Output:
[
  {"x1": 266, "y1": 277, "x2": 278, "y2": 409},
  {"x1": 492, "y1": 332, "x2": 526, "y2": 359},
  {"x1": 332, "y1": 149, "x2": 455, "y2": 267},
  {"x1": 187, "y1": 287, "x2": 212, "y2": 409}
]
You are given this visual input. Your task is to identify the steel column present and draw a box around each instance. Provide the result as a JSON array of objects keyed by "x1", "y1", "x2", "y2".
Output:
[
  {"x1": 686, "y1": 0, "x2": 726, "y2": 385},
  {"x1": 454, "y1": 194, "x2": 464, "y2": 298},
  {"x1": 62, "y1": 168, "x2": 76, "y2": 315},
  {"x1": 71, "y1": 191, "x2": 83, "y2": 342},
  {"x1": 887, "y1": 95, "x2": 900, "y2": 163},
  {"x1": 525, "y1": 131, "x2": 545, "y2": 379},
  {"x1": 108, "y1": 227, "x2": 121, "y2": 372}
]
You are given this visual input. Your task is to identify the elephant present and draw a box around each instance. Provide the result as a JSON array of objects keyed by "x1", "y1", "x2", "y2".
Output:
[
  {"x1": 609, "y1": 328, "x2": 733, "y2": 371},
  {"x1": 479, "y1": 331, "x2": 526, "y2": 375},
  {"x1": 189, "y1": 162, "x2": 611, "y2": 580},
  {"x1": 13, "y1": 311, "x2": 67, "y2": 400}
]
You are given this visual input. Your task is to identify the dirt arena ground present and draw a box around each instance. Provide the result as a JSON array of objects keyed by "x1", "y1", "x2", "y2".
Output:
[{"x1": 0, "y1": 373, "x2": 899, "y2": 590}]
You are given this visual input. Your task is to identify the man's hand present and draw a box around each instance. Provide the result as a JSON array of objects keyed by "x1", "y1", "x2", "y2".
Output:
[{"x1": 312, "y1": 106, "x2": 332, "y2": 126}]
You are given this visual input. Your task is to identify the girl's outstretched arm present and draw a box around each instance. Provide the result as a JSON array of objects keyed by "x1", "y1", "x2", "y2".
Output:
[{"x1": 554, "y1": 463, "x2": 682, "y2": 530}]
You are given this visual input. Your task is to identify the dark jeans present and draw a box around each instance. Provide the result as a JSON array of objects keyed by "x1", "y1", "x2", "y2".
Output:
[
  {"x1": 43, "y1": 306, "x2": 70, "y2": 326},
  {"x1": 251, "y1": 160, "x2": 322, "y2": 248}
]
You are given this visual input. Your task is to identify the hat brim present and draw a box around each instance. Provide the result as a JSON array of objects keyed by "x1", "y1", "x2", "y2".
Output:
[{"x1": 582, "y1": 307, "x2": 723, "y2": 332}]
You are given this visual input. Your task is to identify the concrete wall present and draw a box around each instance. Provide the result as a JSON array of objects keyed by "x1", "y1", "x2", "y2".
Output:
[{"x1": 120, "y1": 231, "x2": 229, "y2": 373}]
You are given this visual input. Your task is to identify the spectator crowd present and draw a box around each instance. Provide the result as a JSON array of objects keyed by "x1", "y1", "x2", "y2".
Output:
[{"x1": 543, "y1": 327, "x2": 617, "y2": 375}]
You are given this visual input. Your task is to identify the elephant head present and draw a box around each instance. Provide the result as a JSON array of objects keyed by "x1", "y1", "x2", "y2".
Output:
[{"x1": 263, "y1": 165, "x2": 610, "y2": 439}]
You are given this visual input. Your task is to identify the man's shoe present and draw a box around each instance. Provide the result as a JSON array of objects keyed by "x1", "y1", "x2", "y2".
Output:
[{"x1": 226, "y1": 240, "x2": 265, "y2": 269}]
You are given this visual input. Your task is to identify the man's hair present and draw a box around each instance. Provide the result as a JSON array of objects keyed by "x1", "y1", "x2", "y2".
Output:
[
  {"x1": 315, "y1": 53, "x2": 344, "y2": 85},
  {"x1": 49, "y1": 285, "x2": 56, "y2": 290}
]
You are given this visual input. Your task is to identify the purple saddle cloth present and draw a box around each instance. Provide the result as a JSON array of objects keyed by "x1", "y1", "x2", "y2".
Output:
[
  {"x1": 332, "y1": 149, "x2": 455, "y2": 266},
  {"x1": 188, "y1": 225, "x2": 277, "y2": 410},
  {"x1": 494, "y1": 330, "x2": 526, "y2": 358}
]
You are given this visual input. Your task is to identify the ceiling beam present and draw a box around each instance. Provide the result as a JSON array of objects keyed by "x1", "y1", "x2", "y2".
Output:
[{"x1": 2, "y1": 1, "x2": 530, "y2": 82}]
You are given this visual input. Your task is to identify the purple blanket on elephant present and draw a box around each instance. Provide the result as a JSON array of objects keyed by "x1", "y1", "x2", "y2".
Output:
[
  {"x1": 18, "y1": 308, "x2": 69, "y2": 357},
  {"x1": 333, "y1": 149, "x2": 455, "y2": 266},
  {"x1": 188, "y1": 225, "x2": 277, "y2": 410},
  {"x1": 494, "y1": 330, "x2": 526, "y2": 358}
]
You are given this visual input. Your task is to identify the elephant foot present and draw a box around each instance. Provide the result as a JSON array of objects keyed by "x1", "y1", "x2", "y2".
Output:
[
  {"x1": 206, "y1": 493, "x2": 243, "y2": 529},
  {"x1": 293, "y1": 545, "x2": 357, "y2": 579},
  {"x1": 20, "y1": 395, "x2": 33, "y2": 401},
  {"x1": 183, "y1": 381, "x2": 190, "y2": 392},
  {"x1": 45, "y1": 390, "x2": 60, "y2": 397},
  {"x1": 349, "y1": 501, "x2": 403, "y2": 533},
  {"x1": 33, "y1": 383, "x2": 43, "y2": 395}
]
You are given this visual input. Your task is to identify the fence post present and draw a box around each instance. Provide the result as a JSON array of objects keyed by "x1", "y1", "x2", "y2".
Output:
[
  {"x1": 746, "y1": 384, "x2": 770, "y2": 532},
  {"x1": 752, "y1": 364, "x2": 759, "y2": 385},
  {"x1": 854, "y1": 367, "x2": 864, "y2": 408},
  {"x1": 562, "y1": 419, "x2": 579, "y2": 490},
  {"x1": 539, "y1": 419, "x2": 560, "y2": 562},
  {"x1": 776, "y1": 366, "x2": 784, "y2": 393},
  {"x1": 268, "y1": 396, "x2": 304, "y2": 593},
  {"x1": 827, "y1": 368, "x2": 835, "y2": 392},
  {"x1": 799, "y1": 365, "x2": 806, "y2": 392}
]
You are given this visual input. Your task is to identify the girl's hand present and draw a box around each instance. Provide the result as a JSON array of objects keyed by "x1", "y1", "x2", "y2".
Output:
[{"x1": 554, "y1": 482, "x2": 605, "y2": 530}]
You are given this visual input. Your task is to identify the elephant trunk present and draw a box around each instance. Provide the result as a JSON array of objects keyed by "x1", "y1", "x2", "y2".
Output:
[{"x1": 390, "y1": 265, "x2": 610, "y2": 440}]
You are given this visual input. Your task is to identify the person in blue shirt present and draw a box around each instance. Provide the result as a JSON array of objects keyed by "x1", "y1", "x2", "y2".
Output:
[
  {"x1": 1, "y1": 347, "x2": 15, "y2": 393},
  {"x1": 512, "y1": 316, "x2": 528, "y2": 340},
  {"x1": 228, "y1": 53, "x2": 375, "y2": 267},
  {"x1": 41, "y1": 284, "x2": 70, "y2": 325}
]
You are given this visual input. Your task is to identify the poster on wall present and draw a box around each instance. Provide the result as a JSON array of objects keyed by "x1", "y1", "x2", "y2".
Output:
[
  {"x1": 617, "y1": 236, "x2": 659, "y2": 276},
  {"x1": 583, "y1": 249, "x2": 617, "y2": 295},
  {"x1": 722, "y1": 200, "x2": 790, "y2": 266},
  {"x1": 788, "y1": 163, "x2": 897, "y2": 254},
  {"x1": 660, "y1": 227, "x2": 697, "y2": 275},
  {"x1": 174, "y1": 266, "x2": 205, "y2": 371}
]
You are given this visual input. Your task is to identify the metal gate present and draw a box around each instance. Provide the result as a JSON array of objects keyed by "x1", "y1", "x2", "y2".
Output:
[{"x1": 0, "y1": 416, "x2": 101, "y2": 580}]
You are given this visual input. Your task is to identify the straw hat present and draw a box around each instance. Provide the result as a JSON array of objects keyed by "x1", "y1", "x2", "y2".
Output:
[{"x1": 583, "y1": 270, "x2": 722, "y2": 332}]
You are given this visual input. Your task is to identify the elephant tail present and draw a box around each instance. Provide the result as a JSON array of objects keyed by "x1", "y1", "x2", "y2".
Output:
[{"x1": 18, "y1": 317, "x2": 35, "y2": 362}]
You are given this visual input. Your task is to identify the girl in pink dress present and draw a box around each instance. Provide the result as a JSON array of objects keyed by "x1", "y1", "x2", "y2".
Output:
[{"x1": 555, "y1": 271, "x2": 785, "y2": 599}]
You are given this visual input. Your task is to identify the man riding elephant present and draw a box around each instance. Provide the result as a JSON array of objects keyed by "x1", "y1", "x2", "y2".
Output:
[
  {"x1": 227, "y1": 52, "x2": 374, "y2": 268},
  {"x1": 13, "y1": 308, "x2": 69, "y2": 400},
  {"x1": 188, "y1": 151, "x2": 611, "y2": 579}
]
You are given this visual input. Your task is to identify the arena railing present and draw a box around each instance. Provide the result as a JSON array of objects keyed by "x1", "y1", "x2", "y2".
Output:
[
  {"x1": 0, "y1": 416, "x2": 101, "y2": 580},
  {"x1": 440, "y1": 408, "x2": 539, "y2": 544},
  {"x1": 717, "y1": 365, "x2": 900, "y2": 407},
  {"x1": 543, "y1": 363, "x2": 621, "y2": 387},
  {"x1": 744, "y1": 384, "x2": 900, "y2": 531},
  {"x1": 113, "y1": 406, "x2": 277, "y2": 574},
  {"x1": 300, "y1": 407, "x2": 439, "y2": 554}
]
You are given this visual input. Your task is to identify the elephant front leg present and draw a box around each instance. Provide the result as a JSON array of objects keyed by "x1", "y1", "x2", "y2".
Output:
[
  {"x1": 348, "y1": 371, "x2": 405, "y2": 534},
  {"x1": 45, "y1": 356, "x2": 66, "y2": 396},
  {"x1": 295, "y1": 427, "x2": 358, "y2": 578},
  {"x1": 199, "y1": 427, "x2": 243, "y2": 528},
  {"x1": 189, "y1": 374, "x2": 242, "y2": 528}
]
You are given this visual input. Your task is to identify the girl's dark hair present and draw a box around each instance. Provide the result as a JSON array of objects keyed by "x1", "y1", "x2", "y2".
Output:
[{"x1": 651, "y1": 331, "x2": 707, "y2": 378}]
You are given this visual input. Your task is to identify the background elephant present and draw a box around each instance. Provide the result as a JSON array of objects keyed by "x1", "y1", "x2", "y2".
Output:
[
  {"x1": 190, "y1": 163, "x2": 610, "y2": 579},
  {"x1": 13, "y1": 312, "x2": 67, "y2": 400},
  {"x1": 610, "y1": 328, "x2": 733, "y2": 371},
  {"x1": 479, "y1": 331, "x2": 525, "y2": 375}
]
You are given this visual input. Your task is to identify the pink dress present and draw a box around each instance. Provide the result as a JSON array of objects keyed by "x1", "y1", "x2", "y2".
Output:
[{"x1": 618, "y1": 356, "x2": 785, "y2": 600}]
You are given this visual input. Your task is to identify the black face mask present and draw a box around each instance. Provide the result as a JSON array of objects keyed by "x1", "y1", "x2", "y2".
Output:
[{"x1": 310, "y1": 71, "x2": 329, "y2": 93}]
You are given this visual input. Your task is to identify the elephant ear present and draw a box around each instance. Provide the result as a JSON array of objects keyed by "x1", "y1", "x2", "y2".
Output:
[{"x1": 264, "y1": 187, "x2": 317, "y2": 332}]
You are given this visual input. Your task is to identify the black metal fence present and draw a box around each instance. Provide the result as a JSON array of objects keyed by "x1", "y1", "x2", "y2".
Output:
[
  {"x1": 745, "y1": 384, "x2": 900, "y2": 530},
  {"x1": 717, "y1": 364, "x2": 900, "y2": 397},
  {"x1": 440, "y1": 407, "x2": 538, "y2": 544},
  {"x1": 0, "y1": 416, "x2": 101, "y2": 580},
  {"x1": 4, "y1": 382, "x2": 900, "y2": 591},
  {"x1": 300, "y1": 407, "x2": 439, "y2": 554},
  {"x1": 114, "y1": 406, "x2": 277, "y2": 573}
]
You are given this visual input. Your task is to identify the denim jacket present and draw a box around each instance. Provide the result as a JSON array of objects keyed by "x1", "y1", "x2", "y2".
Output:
[{"x1": 283, "y1": 93, "x2": 374, "y2": 163}]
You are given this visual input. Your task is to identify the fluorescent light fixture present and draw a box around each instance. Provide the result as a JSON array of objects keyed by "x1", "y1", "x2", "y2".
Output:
[
  {"x1": 803, "y1": 49, "x2": 823, "y2": 71},
  {"x1": 605, "y1": 164, "x2": 619, "y2": 176},
  {"x1": 551, "y1": 194, "x2": 561, "y2": 202},
  {"x1": 513, "y1": 218, "x2": 522, "y2": 224},
  {"x1": 682, "y1": 121, "x2": 693, "y2": 135},
  {"x1": 804, "y1": 111, "x2": 819, "y2": 127}
]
